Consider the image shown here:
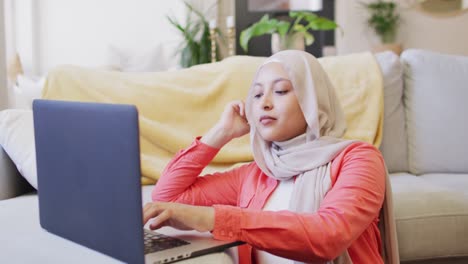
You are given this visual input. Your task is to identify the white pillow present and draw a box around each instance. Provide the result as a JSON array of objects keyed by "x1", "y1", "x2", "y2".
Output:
[
  {"x1": 375, "y1": 51, "x2": 408, "y2": 173},
  {"x1": 13, "y1": 74, "x2": 45, "y2": 109},
  {"x1": 0, "y1": 109, "x2": 37, "y2": 189},
  {"x1": 105, "y1": 42, "x2": 180, "y2": 72},
  {"x1": 402, "y1": 49, "x2": 468, "y2": 174}
]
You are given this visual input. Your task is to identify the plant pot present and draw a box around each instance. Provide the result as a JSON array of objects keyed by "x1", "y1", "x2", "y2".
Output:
[
  {"x1": 372, "y1": 43, "x2": 403, "y2": 56},
  {"x1": 271, "y1": 32, "x2": 305, "y2": 54}
]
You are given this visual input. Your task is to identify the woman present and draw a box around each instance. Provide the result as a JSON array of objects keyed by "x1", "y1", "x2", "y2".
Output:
[{"x1": 143, "y1": 50, "x2": 398, "y2": 264}]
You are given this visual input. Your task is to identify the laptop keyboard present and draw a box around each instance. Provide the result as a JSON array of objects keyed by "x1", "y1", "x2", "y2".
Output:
[{"x1": 144, "y1": 230, "x2": 190, "y2": 254}]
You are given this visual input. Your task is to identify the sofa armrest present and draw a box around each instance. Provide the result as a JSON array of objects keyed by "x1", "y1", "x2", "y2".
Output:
[{"x1": 0, "y1": 145, "x2": 33, "y2": 200}]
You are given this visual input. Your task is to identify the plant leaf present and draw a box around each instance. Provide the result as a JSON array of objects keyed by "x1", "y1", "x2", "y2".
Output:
[
  {"x1": 215, "y1": 27, "x2": 226, "y2": 45},
  {"x1": 289, "y1": 11, "x2": 299, "y2": 18},
  {"x1": 293, "y1": 24, "x2": 306, "y2": 33},
  {"x1": 240, "y1": 27, "x2": 254, "y2": 52},
  {"x1": 308, "y1": 17, "x2": 337, "y2": 30},
  {"x1": 181, "y1": 45, "x2": 192, "y2": 68},
  {"x1": 239, "y1": 14, "x2": 279, "y2": 52},
  {"x1": 169, "y1": 1, "x2": 213, "y2": 67},
  {"x1": 362, "y1": 0, "x2": 400, "y2": 42},
  {"x1": 259, "y1": 14, "x2": 270, "y2": 23},
  {"x1": 301, "y1": 12, "x2": 318, "y2": 23},
  {"x1": 317, "y1": 18, "x2": 338, "y2": 30},
  {"x1": 199, "y1": 22, "x2": 211, "y2": 64},
  {"x1": 303, "y1": 31, "x2": 315, "y2": 46},
  {"x1": 166, "y1": 15, "x2": 186, "y2": 35},
  {"x1": 277, "y1": 21, "x2": 290, "y2": 36}
]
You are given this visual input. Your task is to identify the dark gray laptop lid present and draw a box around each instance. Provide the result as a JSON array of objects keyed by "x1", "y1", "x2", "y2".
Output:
[{"x1": 33, "y1": 99, "x2": 144, "y2": 264}]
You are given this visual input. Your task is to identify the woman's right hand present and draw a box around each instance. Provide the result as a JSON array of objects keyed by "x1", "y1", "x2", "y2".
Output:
[
  {"x1": 218, "y1": 100, "x2": 250, "y2": 139},
  {"x1": 201, "y1": 100, "x2": 250, "y2": 148}
]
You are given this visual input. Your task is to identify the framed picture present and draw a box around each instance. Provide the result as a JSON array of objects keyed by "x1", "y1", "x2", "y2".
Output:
[{"x1": 248, "y1": 0, "x2": 322, "y2": 12}]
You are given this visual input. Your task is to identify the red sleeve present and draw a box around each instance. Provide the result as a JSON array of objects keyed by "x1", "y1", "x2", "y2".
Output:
[
  {"x1": 151, "y1": 137, "x2": 249, "y2": 207},
  {"x1": 211, "y1": 142, "x2": 386, "y2": 262}
]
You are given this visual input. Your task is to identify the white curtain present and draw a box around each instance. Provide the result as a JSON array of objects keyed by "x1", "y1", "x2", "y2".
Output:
[{"x1": 1, "y1": 0, "x2": 9, "y2": 109}]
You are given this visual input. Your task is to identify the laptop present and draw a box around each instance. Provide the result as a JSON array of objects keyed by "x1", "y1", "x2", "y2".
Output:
[{"x1": 33, "y1": 99, "x2": 242, "y2": 264}]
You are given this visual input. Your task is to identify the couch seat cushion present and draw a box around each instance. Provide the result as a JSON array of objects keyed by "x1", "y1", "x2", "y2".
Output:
[
  {"x1": 390, "y1": 173, "x2": 468, "y2": 261},
  {"x1": 0, "y1": 187, "x2": 236, "y2": 263}
]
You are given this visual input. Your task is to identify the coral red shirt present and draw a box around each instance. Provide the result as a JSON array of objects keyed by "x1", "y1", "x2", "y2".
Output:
[{"x1": 152, "y1": 138, "x2": 386, "y2": 264}]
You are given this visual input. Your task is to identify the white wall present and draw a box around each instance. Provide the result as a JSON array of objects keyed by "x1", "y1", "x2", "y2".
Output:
[
  {"x1": 10, "y1": 0, "x2": 468, "y2": 81},
  {"x1": 38, "y1": 0, "x2": 190, "y2": 75},
  {"x1": 11, "y1": 0, "x2": 191, "y2": 76},
  {"x1": 335, "y1": 0, "x2": 468, "y2": 56},
  {"x1": 6, "y1": 0, "x2": 38, "y2": 77}
]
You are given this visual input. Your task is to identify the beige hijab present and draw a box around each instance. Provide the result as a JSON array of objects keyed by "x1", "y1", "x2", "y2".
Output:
[{"x1": 245, "y1": 50, "x2": 399, "y2": 264}]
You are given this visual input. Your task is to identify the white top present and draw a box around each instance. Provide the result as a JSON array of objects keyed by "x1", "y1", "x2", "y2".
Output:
[{"x1": 255, "y1": 179, "x2": 295, "y2": 264}]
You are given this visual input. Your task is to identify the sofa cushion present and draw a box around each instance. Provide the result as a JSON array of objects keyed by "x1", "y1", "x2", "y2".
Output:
[
  {"x1": 0, "y1": 109, "x2": 37, "y2": 189},
  {"x1": 0, "y1": 187, "x2": 237, "y2": 263},
  {"x1": 375, "y1": 51, "x2": 408, "y2": 173},
  {"x1": 401, "y1": 49, "x2": 468, "y2": 174},
  {"x1": 390, "y1": 172, "x2": 468, "y2": 261}
]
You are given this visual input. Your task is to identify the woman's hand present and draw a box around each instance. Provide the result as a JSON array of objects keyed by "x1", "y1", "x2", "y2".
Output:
[
  {"x1": 143, "y1": 202, "x2": 215, "y2": 232},
  {"x1": 201, "y1": 100, "x2": 250, "y2": 148},
  {"x1": 218, "y1": 100, "x2": 250, "y2": 139}
]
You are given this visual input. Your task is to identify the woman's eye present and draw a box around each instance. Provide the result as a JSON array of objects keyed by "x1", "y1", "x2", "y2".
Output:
[
  {"x1": 254, "y1": 93, "x2": 263, "y2": 99},
  {"x1": 275, "y1": 90, "x2": 288, "y2": 95}
]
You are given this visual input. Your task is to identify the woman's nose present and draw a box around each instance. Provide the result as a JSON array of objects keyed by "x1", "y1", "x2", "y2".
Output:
[{"x1": 260, "y1": 94, "x2": 273, "y2": 110}]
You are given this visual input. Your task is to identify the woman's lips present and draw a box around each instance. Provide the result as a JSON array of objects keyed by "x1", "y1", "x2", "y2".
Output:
[{"x1": 259, "y1": 116, "x2": 276, "y2": 125}]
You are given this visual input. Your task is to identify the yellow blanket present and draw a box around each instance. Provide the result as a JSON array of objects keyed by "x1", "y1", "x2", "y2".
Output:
[
  {"x1": 42, "y1": 52, "x2": 383, "y2": 184},
  {"x1": 319, "y1": 52, "x2": 384, "y2": 146}
]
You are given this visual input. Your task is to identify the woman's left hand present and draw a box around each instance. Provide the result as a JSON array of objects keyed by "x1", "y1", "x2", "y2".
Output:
[{"x1": 143, "y1": 202, "x2": 215, "y2": 232}]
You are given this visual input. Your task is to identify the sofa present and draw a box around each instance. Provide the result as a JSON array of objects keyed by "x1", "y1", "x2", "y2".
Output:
[{"x1": 1, "y1": 49, "x2": 467, "y2": 263}]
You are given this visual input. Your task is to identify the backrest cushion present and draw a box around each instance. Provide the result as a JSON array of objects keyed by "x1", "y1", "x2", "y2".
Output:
[
  {"x1": 401, "y1": 49, "x2": 468, "y2": 175},
  {"x1": 375, "y1": 51, "x2": 408, "y2": 173},
  {"x1": 0, "y1": 109, "x2": 37, "y2": 189}
]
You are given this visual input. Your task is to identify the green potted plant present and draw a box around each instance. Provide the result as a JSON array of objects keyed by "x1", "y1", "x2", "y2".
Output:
[
  {"x1": 167, "y1": 2, "x2": 222, "y2": 68},
  {"x1": 362, "y1": 0, "x2": 402, "y2": 54},
  {"x1": 239, "y1": 11, "x2": 338, "y2": 54}
]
